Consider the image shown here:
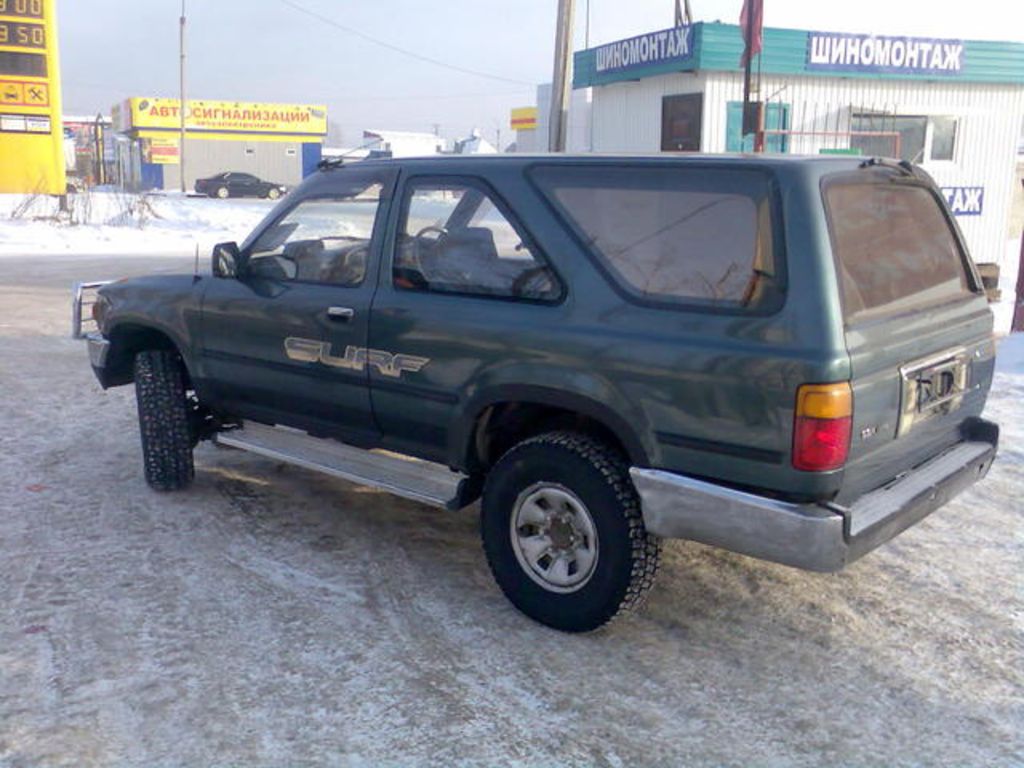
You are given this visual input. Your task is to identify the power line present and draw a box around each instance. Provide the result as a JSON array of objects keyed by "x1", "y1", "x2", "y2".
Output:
[{"x1": 275, "y1": 0, "x2": 536, "y2": 86}]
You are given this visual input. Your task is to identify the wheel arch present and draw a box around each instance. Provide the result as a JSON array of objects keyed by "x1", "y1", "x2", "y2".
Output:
[
  {"x1": 102, "y1": 322, "x2": 192, "y2": 388},
  {"x1": 452, "y1": 385, "x2": 652, "y2": 473}
]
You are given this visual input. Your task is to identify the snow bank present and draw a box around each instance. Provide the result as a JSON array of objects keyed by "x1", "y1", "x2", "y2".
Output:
[
  {"x1": 995, "y1": 329, "x2": 1024, "y2": 376},
  {"x1": 0, "y1": 190, "x2": 276, "y2": 257}
]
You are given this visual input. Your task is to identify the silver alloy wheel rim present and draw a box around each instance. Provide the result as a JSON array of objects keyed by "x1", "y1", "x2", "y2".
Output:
[{"x1": 510, "y1": 482, "x2": 599, "y2": 594}]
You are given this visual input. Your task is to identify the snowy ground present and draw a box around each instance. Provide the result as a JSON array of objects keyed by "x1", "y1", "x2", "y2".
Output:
[
  {"x1": 0, "y1": 254, "x2": 1022, "y2": 766},
  {"x1": 0, "y1": 191, "x2": 274, "y2": 258}
]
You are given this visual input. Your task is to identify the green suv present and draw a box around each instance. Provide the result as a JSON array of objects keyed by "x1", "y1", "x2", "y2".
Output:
[{"x1": 76, "y1": 154, "x2": 999, "y2": 632}]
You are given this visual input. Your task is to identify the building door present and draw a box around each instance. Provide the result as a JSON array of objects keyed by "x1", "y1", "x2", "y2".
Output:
[
  {"x1": 661, "y1": 93, "x2": 703, "y2": 152},
  {"x1": 726, "y1": 101, "x2": 790, "y2": 153}
]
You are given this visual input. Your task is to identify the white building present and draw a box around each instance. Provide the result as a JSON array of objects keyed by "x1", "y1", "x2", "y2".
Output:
[
  {"x1": 362, "y1": 129, "x2": 446, "y2": 158},
  {"x1": 511, "y1": 83, "x2": 593, "y2": 153},
  {"x1": 574, "y1": 22, "x2": 1024, "y2": 333}
]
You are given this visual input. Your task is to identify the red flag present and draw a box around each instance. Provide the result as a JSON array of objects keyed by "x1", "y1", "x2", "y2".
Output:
[{"x1": 739, "y1": 0, "x2": 764, "y2": 66}]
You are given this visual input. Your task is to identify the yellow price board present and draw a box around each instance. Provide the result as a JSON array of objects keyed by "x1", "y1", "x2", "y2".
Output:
[{"x1": 0, "y1": 0, "x2": 64, "y2": 195}]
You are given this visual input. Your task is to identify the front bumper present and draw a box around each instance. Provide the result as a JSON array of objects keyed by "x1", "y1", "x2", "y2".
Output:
[
  {"x1": 86, "y1": 333, "x2": 110, "y2": 369},
  {"x1": 630, "y1": 421, "x2": 998, "y2": 572}
]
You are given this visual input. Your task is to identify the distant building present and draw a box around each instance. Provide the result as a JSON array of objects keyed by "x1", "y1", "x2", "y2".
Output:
[
  {"x1": 362, "y1": 129, "x2": 446, "y2": 158},
  {"x1": 453, "y1": 128, "x2": 497, "y2": 155},
  {"x1": 111, "y1": 97, "x2": 327, "y2": 191},
  {"x1": 510, "y1": 84, "x2": 593, "y2": 153},
  {"x1": 62, "y1": 114, "x2": 114, "y2": 186}
]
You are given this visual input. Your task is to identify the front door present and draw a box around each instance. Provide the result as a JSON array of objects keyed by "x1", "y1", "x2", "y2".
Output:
[
  {"x1": 369, "y1": 175, "x2": 563, "y2": 462},
  {"x1": 726, "y1": 101, "x2": 789, "y2": 153},
  {"x1": 199, "y1": 168, "x2": 395, "y2": 442}
]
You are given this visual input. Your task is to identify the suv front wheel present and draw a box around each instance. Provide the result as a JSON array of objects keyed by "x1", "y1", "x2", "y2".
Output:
[
  {"x1": 133, "y1": 349, "x2": 195, "y2": 491},
  {"x1": 481, "y1": 432, "x2": 661, "y2": 632}
]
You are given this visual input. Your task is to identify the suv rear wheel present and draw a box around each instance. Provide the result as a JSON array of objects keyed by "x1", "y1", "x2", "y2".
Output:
[
  {"x1": 133, "y1": 349, "x2": 195, "y2": 491},
  {"x1": 481, "y1": 431, "x2": 661, "y2": 632}
]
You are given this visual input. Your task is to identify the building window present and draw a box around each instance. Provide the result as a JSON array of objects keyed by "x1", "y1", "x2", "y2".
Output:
[
  {"x1": 661, "y1": 93, "x2": 703, "y2": 152},
  {"x1": 930, "y1": 116, "x2": 957, "y2": 161},
  {"x1": 851, "y1": 114, "x2": 958, "y2": 163}
]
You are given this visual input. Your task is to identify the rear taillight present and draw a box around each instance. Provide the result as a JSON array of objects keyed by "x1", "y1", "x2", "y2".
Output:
[{"x1": 792, "y1": 382, "x2": 852, "y2": 472}]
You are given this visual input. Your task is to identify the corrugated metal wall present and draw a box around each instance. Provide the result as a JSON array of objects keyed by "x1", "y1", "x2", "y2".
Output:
[
  {"x1": 589, "y1": 71, "x2": 1024, "y2": 332},
  {"x1": 160, "y1": 138, "x2": 307, "y2": 190},
  {"x1": 590, "y1": 71, "x2": 707, "y2": 152}
]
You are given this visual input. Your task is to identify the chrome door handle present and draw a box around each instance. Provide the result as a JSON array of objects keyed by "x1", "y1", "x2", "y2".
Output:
[{"x1": 327, "y1": 306, "x2": 355, "y2": 321}]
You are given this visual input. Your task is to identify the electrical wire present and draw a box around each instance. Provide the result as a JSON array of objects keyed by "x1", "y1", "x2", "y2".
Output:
[{"x1": 275, "y1": 0, "x2": 536, "y2": 86}]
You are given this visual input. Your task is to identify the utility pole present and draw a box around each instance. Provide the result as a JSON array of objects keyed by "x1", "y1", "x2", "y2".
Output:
[
  {"x1": 548, "y1": 0, "x2": 575, "y2": 152},
  {"x1": 179, "y1": 0, "x2": 187, "y2": 193},
  {"x1": 674, "y1": 0, "x2": 693, "y2": 26},
  {"x1": 94, "y1": 112, "x2": 105, "y2": 185}
]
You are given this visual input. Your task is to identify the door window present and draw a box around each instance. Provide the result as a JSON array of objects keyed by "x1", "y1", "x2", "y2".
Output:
[
  {"x1": 393, "y1": 181, "x2": 560, "y2": 301},
  {"x1": 247, "y1": 187, "x2": 382, "y2": 286}
]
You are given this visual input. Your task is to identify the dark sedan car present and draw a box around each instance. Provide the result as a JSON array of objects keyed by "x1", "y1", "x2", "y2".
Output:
[{"x1": 194, "y1": 172, "x2": 287, "y2": 200}]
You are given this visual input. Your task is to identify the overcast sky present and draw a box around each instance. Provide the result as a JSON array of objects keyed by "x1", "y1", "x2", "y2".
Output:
[{"x1": 56, "y1": 0, "x2": 1023, "y2": 147}]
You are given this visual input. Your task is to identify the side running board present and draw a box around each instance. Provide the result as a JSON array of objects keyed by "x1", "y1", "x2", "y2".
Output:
[{"x1": 215, "y1": 421, "x2": 471, "y2": 510}]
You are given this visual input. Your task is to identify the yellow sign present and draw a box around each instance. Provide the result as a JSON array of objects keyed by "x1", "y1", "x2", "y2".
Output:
[
  {"x1": 0, "y1": 0, "x2": 64, "y2": 195},
  {"x1": 125, "y1": 97, "x2": 328, "y2": 136},
  {"x1": 510, "y1": 106, "x2": 538, "y2": 131},
  {"x1": 143, "y1": 136, "x2": 179, "y2": 165},
  {"x1": 0, "y1": 77, "x2": 46, "y2": 105}
]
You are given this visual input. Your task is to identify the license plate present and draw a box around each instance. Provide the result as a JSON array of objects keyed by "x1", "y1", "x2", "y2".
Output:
[{"x1": 897, "y1": 348, "x2": 969, "y2": 436}]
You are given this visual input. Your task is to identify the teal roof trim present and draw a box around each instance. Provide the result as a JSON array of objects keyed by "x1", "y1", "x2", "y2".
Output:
[{"x1": 573, "y1": 22, "x2": 1024, "y2": 88}]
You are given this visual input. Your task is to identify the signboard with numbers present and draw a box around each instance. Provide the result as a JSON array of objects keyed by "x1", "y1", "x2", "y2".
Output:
[{"x1": 0, "y1": 0, "x2": 64, "y2": 195}]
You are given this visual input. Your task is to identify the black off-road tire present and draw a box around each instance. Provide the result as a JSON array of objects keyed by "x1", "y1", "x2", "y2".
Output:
[
  {"x1": 133, "y1": 349, "x2": 195, "y2": 491},
  {"x1": 481, "y1": 431, "x2": 661, "y2": 632}
]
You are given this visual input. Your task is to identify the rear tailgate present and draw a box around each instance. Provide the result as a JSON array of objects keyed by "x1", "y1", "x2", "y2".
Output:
[{"x1": 822, "y1": 166, "x2": 996, "y2": 505}]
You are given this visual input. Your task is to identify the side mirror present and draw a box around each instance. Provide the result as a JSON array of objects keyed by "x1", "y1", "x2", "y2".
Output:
[{"x1": 212, "y1": 241, "x2": 241, "y2": 278}]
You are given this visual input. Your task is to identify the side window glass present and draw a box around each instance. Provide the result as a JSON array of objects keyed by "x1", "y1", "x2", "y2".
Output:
[
  {"x1": 394, "y1": 182, "x2": 559, "y2": 301},
  {"x1": 531, "y1": 165, "x2": 779, "y2": 311},
  {"x1": 248, "y1": 185, "x2": 382, "y2": 286}
]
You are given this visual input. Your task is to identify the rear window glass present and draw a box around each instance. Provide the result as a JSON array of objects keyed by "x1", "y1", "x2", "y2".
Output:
[
  {"x1": 531, "y1": 166, "x2": 779, "y2": 311},
  {"x1": 824, "y1": 180, "x2": 973, "y2": 322}
]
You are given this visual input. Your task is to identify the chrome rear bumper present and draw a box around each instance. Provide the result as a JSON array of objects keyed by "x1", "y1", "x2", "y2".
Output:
[{"x1": 630, "y1": 424, "x2": 997, "y2": 572}]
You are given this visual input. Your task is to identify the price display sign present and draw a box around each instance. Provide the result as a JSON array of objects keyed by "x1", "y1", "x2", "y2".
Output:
[{"x1": 0, "y1": 0, "x2": 64, "y2": 194}]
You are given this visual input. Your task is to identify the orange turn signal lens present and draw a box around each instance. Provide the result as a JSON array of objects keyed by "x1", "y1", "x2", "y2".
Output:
[
  {"x1": 795, "y1": 382, "x2": 852, "y2": 420},
  {"x1": 793, "y1": 382, "x2": 853, "y2": 472}
]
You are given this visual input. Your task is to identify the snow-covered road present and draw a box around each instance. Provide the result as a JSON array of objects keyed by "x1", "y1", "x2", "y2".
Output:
[{"x1": 1, "y1": 255, "x2": 1021, "y2": 766}]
